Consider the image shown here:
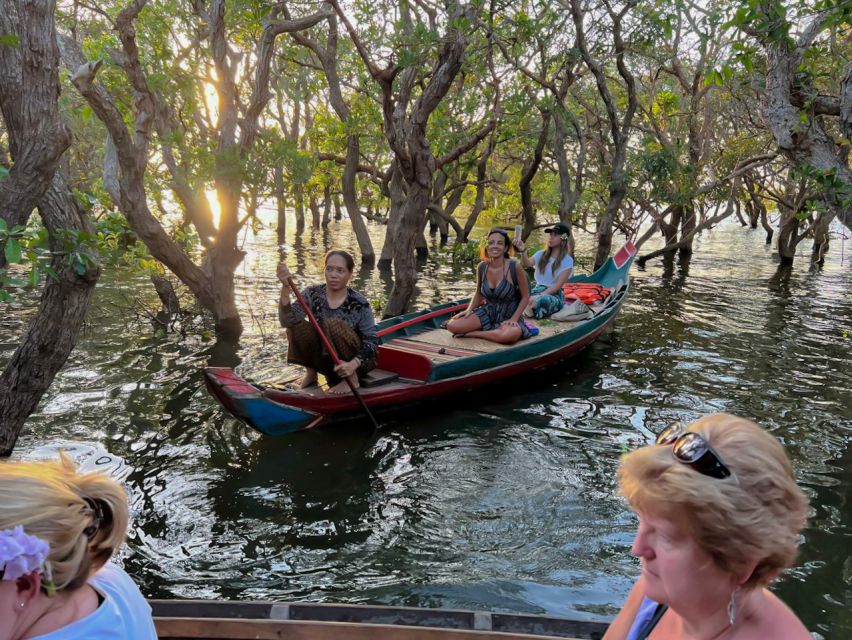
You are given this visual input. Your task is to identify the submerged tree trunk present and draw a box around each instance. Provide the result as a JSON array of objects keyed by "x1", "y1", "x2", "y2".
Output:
[
  {"x1": 321, "y1": 184, "x2": 332, "y2": 228},
  {"x1": 378, "y1": 163, "x2": 405, "y2": 270},
  {"x1": 343, "y1": 135, "x2": 375, "y2": 261},
  {"x1": 274, "y1": 164, "x2": 286, "y2": 244},
  {"x1": 294, "y1": 186, "x2": 306, "y2": 232},
  {"x1": 809, "y1": 211, "x2": 834, "y2": 271},
  {"x1": 678, "y1": 203, "x2": 696, "y2": 258},
  {"x1": 385, "y1": 180, "x2": 433, "y2": 316}
]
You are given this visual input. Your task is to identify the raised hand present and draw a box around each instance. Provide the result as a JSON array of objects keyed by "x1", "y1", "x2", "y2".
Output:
[{"x1": 277, "y1": 262, "x2": 292, "y2": 285}]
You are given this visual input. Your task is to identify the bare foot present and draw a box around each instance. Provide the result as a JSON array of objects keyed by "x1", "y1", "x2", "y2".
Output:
[
  {"x1": 298, "y1": 373, "x2": 318, "y2": 389},
  {"x1": 327, "y1": 380, "x2": 358, "y2": 395}
]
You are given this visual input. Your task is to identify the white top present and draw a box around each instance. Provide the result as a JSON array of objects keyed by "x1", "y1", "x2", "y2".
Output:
[
  {"x1": 531, "y1": 250, "x2": 574, "y2": 287},
  {"x1": 35, "y1": 563, "x2": 157, "y2": 639}
]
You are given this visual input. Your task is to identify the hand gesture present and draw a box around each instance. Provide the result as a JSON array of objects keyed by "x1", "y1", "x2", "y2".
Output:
[
  {"x1": 277, "y1": 262, "x2": 292, "y2": 285},
  {"x1": 512, "y1": 238, "x2": 526, "y2": 252},
  {"x1": 501, "y1": 319, "x2": 518, "y2": 328},
  {"x1": 455, "y1": 309, "x2": 473, "y2": 319}
]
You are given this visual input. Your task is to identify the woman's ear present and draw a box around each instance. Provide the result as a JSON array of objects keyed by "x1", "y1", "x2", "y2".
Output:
[
  {"x1": 15, "y1": 572, "x2": 42, "y2": 609},
  {"x1": 734, "y1": 559, "x2": 760, "y2": 587}
]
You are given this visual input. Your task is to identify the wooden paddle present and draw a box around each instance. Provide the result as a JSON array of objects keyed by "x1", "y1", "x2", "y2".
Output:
[{"x1": 286, "y1": 276, "x2": 380, "y2": 431}]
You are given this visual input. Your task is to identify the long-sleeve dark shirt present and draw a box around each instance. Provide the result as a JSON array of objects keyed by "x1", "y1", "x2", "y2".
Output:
[{"x1": 279, "y1": 284, "x2": 379, "y2": 372}]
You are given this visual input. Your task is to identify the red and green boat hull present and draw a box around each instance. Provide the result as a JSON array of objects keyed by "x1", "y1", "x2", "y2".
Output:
[{"x1": 204, "y1": 243, "x2": 636, "y2": 436}]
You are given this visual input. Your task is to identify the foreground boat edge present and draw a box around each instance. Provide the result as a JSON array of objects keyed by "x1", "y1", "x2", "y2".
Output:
[{"x1": 151, "y1": 599, "x2": 610, "y2": 640}]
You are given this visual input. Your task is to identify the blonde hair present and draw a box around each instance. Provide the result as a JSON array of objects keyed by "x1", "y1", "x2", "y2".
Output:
[
  {"x1": 619, "y1": 413, "x2": 808, "y2": 589},
  {"x1": 0, "y1": 454, "x2": 129, "y2": 591}
]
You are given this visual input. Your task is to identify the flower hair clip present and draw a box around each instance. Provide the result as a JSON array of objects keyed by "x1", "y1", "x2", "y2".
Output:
[{"x1": 0, "y1": 526, "x2": 56, "y2": 597}]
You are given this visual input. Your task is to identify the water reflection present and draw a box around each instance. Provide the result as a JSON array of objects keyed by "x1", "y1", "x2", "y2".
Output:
[{"x1": 1, "y1": 213, "x2": 851, "y2": 637}]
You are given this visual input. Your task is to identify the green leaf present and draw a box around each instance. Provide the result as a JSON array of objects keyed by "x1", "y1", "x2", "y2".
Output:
[
  {"x1": 0, "y1": 218, "x2": 7, "y2": 233},
  {"x1": 0, "y1": 34, "x2": 20, "y2": 47},
  {"x1": 28, "y1": 265, "x2": 40, "y2": 288},
  {"x1": 0, "y1": 166, "x2": 9, "y2": 179},
  {"x1": 4, "y1": 237, "x2": 22, "y2": 263},
  {"x1": 81, "y1": 105, "x2": 93, "y2": 124}
]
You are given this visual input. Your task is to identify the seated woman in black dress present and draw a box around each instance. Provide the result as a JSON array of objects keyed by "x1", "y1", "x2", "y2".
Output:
[
  {"x1": 277, "y1": 250, "x2": 378, "y2": 394},
  {"x1": 444, "y1": 228, "x2": 531, "y2": 344}
]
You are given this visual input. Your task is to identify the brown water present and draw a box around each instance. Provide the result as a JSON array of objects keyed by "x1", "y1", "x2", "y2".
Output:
[{"x1": 3, "y1": 213, "x2": 851, "y2": 638}]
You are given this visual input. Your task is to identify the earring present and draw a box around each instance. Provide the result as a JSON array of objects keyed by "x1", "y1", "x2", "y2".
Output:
[
  {"x1": 727, "y1": 588, "x2": 739, "y2": 626},
  {"x1": 16, "y1": 601, "x2": 25, "y2": 610}
]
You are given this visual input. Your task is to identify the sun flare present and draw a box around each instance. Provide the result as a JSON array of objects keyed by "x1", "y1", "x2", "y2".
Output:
[{"x1": 205, "y1": 189, "x2": 221, "y2": 231}]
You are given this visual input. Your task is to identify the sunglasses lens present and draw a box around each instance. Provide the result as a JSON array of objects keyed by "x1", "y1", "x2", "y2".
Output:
[
  {"x1": 672, "y1": 432, "x2": 708, "y2": 462},
  {"x1": 656, "y1": 422, "x2": 683, "y2": 445}
]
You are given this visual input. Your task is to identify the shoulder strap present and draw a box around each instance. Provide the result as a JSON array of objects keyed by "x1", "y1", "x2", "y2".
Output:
[
  {"x1": 507, "y1": 260, "x2": 519, "y2": 287},
  {"x1": 636, "y1": 603, "x2": 668, "y2": 640},
  {"x1": 477, "y1": 261, "x2": 487, "y2": 285}
]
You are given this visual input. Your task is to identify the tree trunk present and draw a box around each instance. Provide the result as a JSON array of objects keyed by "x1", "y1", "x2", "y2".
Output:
[
  {"x1": 519, "y1": 112, "x2": 551, "y2": 236},
  {"x1": 594, "y1": 178, "x2": 626, "y2": 270},
  {"x1": 321, "y1": 184, "x2": 332, "y2": 228},
  {"x1": 776, "y1": 210, "x2": 798, "y2": 266},
  {"x1": 385, "y1": 180, "x2": 432, "y2": 316},
  {"x1": 760, "y1": 206, "x2": 774, "y2": 244},
  {"x1": 0, "y1": 0, "x2": 100, "y2": 454},
  {"x1": 0, "y1": 174, "x2": 99, "y2": 455},
  {"x1": 333, "y1": 194, "x2": 342, "y2": 221},
  {"x1": 0, "y1": 0, "x2": 71, "y2": 266},
  {"x1": 309, "y1": 195, "x2": 321, "y2": 228},
  {"x1": 809, "y1": 211, "x2": 834, "y2": 271},
  {"x1": 678, "y1": 202, "x2": 696, "y2": 257},
  {"x1": 378, "y1": 162, "x2": 405, "y2": 270},
  {"x1": 462, "y1": 134, "x2": 495, "y2": 242},
  {"x1": 294, "y1": 185, "x2": 306, "y2": 232},
  {"x1": 274, "y1": 164, "x2": 286, "y2": 244},
  {"x1": 553, "y1": 110, "x2": 579, "y2": 231},
  {"x1": 343, "y1": 135, "x2": 375, "y2": 262}
]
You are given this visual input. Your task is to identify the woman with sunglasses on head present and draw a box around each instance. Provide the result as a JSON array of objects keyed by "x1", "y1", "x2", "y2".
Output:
[
  {"x1": 604, "y1": 413, "x2": 810, "y2": 640},
  {"x1": 278, "y1": 250, "x2": 379, "y2": 395},
  {"x1": 445, "y1": 228, "x2": 531, "y2": 344},
  {"x1": 512, "y1": 223, "x2": 574, "y2": 319},
  {"x1": 0, "y1": 455, "x2": 157, "y2": 640}
]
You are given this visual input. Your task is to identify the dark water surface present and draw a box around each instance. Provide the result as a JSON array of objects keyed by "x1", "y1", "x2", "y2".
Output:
[{"x1": 2, "y1": 215, "x2": 851, "y2": 638}]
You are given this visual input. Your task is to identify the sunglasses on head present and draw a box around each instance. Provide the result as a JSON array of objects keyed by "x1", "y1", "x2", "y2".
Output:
[{"x1": 656, "y1": 422, "x2": 732, "y2": 479}]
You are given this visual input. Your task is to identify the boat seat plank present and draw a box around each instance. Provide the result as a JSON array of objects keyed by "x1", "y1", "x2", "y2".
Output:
[
  {"x1": 154, "y1": 617, "x2": 588, "y2": 640},
  {"x1": 361, "y1": 368, "x2": 400, "y2": 388}
]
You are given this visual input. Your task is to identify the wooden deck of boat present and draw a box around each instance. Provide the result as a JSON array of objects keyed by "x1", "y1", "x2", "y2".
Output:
[
  {"x1": 151, "y1": 600, "x2": 609, "y2": 640},
  {"x1": 386, "y1": 322, "x2": 580, "y2": 357}
]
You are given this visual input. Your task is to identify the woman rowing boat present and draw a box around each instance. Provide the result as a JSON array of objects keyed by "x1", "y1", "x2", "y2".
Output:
[{"x1": 278, "y1": 250, "x2": 379, "y2": 394}]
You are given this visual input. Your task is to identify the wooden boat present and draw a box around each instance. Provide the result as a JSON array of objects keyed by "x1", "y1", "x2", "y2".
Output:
[
  {"x1": 205, "y1": 243, "x2": 636, "y2": 436},
  {"x1": 151, "y1": 599, "x2": 609, "y2": 639}
]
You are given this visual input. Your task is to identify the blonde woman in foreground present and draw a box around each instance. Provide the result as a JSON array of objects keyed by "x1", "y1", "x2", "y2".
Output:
[
  {"x1": 0, "y1": 455, "x2": 156, "y2": 639},
  {"x1": 605, "y1": 413, "x2": 811, "y2": 640}
]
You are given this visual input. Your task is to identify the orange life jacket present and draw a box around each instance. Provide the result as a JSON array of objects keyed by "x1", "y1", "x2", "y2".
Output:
[{"x1": 562, "y1": 282, "x2": 612, "y2": 305}]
